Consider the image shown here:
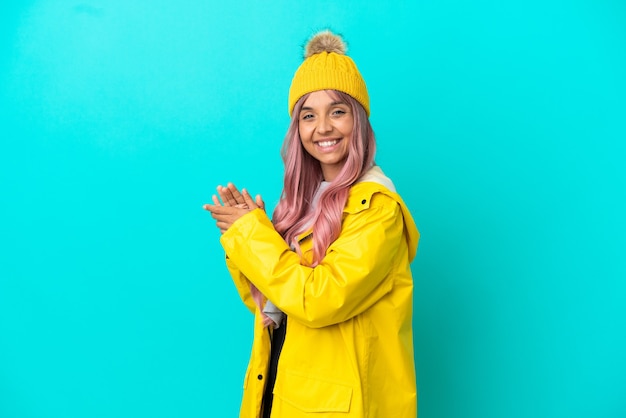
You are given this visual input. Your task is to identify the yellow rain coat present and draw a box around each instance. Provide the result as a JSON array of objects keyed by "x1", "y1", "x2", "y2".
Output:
[{"x1": 220, "y1": 171, "x2": 420, "y2": 418}]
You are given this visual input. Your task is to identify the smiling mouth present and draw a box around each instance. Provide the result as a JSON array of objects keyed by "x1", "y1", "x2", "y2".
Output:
[{"x1": 316, "y1": 139, "x2": 339, "y2": 148}]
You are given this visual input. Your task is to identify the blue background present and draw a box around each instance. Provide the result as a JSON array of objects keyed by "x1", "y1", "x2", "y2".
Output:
[{"x1": 1, "y1": 1, "x2": 625, "y2": 417}]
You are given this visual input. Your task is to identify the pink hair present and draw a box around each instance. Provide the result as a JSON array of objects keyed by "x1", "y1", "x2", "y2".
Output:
[{"x1": 272, "y1": 90, "x2": 376, "y2": 266}]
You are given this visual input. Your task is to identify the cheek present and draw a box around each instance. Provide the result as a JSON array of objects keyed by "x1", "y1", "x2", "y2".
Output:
[
  {"x1": 298, "y1": 124, "x2": 313, "y2": 140},
  {"x1": 340, "y1": 118, "x2": 354, "y2": 137}
]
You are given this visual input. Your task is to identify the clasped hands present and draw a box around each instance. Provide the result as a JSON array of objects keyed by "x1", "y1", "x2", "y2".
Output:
[{"x1": 203, "y1": 183, "x2": 265, "y2": 234}]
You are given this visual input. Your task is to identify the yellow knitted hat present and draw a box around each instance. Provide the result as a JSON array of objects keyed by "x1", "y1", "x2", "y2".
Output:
[{"x1": 288, "y1": 30, "x2": 370, "y2": 117}]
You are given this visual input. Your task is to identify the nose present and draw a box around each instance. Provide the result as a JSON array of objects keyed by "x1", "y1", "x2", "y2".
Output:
[{"x1": 316, "y1": 115, "x2": 332, "y2": 134}]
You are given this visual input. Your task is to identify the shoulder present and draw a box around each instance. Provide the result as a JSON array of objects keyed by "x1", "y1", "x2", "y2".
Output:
[
  {"x1": 345, "y1": 179, "x2": 401, "y2": 215},
  {"x1": 346, "y1": 165, "x2": 403, "y2": 211},
  {"x1": 344, "y1": 168, "x2": 420, "y2": 260}
]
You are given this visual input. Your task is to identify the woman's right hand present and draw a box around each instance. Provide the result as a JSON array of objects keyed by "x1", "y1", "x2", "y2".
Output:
[
  {"x1": 215, "y1": 182, "x2": 265, "y2": 211},
  {"x1": 203, "y1": 183, "x2": 265, "y2": 234}
]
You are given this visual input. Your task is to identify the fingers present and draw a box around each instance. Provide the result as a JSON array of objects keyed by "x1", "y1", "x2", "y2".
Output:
[
  {"x1": 202, "y1": 204, "x2": 228, "y2": 233},
  {"x1": 205, "y1": 203, "x2": 251, "y2": 231},
  {"x1": 216, "y1": 220, "x2": 230, "y2": 233},
  {"x1": 241, "y1": 189, "x2": 259, "y2": 210},
  {"x1": 227, "y1": 183, "x2": 245, "y2": 205},
  {"x1": 216, "y1": 185, "x2": 234, "y2": 207},
  {"x1": 255, "y1": 194, "x2": 265, "y2": 211},
  {"x1": 205, "y1": 204, "x2": 237, "y2": 215},
  {"x1": 217, "y1": 183, "x2": 246, "y2": 207},
  {"x1": 205, "y1": 184, "x2": 264, "y2": 233}
]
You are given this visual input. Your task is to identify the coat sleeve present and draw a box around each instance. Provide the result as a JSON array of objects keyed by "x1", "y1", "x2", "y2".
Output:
[
  {"x1": 225, "y1": 256, "x2": 257, "y2": 315},
  {"x1": 219, "y1": 193, "x2": 405, "y2": 328}
]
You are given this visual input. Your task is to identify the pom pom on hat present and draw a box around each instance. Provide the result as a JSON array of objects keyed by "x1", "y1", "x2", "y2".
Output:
[
  {"x1": 304, "y1": 30, "x2": 347, "y2": 58},
  {"x1": 288, "y1": 30, "x2": 369, "y2": 116}
]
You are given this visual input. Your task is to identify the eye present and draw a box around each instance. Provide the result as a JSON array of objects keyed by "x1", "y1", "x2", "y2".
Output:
[
  {"x1": 332, "y1": 108, "x2": 348, "y2": 116},
  {"x1": 301, "y1": 113, "x2": 314, "y2": 121}
]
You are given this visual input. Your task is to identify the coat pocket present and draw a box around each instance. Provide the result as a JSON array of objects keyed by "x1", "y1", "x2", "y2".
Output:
[{"x1": 274, "y1": 370, "x2": 353, "y2": 413}]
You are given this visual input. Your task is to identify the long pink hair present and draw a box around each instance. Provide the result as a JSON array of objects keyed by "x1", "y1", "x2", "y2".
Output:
[{"x1": 272, "y1": 90, "x2": 376, "y2": 266}]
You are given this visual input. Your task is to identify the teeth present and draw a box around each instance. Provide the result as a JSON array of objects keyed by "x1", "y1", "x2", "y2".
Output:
[{"x1": 318, "y1": 140, "x2": 338, "y2": 147}]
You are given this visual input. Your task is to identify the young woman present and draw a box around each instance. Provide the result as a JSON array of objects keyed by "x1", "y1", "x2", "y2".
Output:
[{"x1": 204, "y1": 30, "x2": 419, "y2": 418}]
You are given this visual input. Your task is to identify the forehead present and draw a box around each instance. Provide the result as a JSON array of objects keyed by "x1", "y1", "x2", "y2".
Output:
[{"x1": 301, "y1": 90, "x2": 345, "y2": 108}]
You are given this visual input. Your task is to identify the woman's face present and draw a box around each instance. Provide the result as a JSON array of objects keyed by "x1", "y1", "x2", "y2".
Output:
[{"x1": 298, "y1": 90, "x2": 353, "y2": 182}]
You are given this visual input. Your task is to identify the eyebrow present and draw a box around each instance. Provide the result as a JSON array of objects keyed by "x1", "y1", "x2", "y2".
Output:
[{"x1": 300, "y1": 101, "x2": 346, "y2": 112}]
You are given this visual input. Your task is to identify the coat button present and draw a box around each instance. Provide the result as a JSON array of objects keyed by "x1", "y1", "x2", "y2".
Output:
[
  {"x1": 257, "y1": 374, "x2": 263, "y2": 380},
  {"x1": 361, "y1": 199, "x2": 366, "y2": 204}
]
